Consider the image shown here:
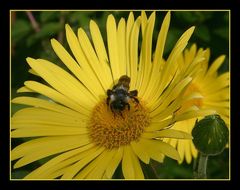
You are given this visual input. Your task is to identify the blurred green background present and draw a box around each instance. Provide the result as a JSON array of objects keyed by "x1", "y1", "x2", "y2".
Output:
[{"x1": 11, "y1": 10, "x2": 229, "y2": 179}]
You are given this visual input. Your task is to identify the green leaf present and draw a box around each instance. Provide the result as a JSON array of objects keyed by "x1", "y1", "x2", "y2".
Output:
[
  {"x1": 11, "y1": 19, "x2": 32, "y2": 43},
  {"x1": 195, "y1": 25, "x2": 211, "y2": 42},
  {"x1": 40, "y1": 12, "x2": 59, "y2": 23},
  {"x1": 35, "y1": 22, "x2": 63, "y2": 38},
  {"x1": 26, "y1": 22, "x2": 63, "y2": 46},
  {"x1": 213, "y1": 27, "x2": 229, "y2": 40},
  {"x1": 192, "y1": 115, "x2": 229, "y2": 156},
  {"x1": 164, "y1": 28, "x2": 182, "y2": 56}
]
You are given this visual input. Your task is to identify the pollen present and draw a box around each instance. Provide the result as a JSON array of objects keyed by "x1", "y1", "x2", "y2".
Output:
[{"x1": 88, "y1": 100, "x2": 150, "y2": 149}]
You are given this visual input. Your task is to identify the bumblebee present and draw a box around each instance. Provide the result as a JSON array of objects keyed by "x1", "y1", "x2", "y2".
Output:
[{"x1": 106, "y1": 75, "x2": 139, "y2": 114}]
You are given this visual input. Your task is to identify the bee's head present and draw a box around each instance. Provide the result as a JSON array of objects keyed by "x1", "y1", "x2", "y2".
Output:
[{"x1": 112, "y1": 99, "x2": 125, "y2": 111}]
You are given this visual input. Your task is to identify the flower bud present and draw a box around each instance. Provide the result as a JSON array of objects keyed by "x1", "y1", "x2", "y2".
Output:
[{"x1": 192, "y1": 114, "x2": 229, "y2": 156}]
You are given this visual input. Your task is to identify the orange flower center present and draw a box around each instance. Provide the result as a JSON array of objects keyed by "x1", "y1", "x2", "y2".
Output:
[{"x1": 88, "y1": 100, "x2": 150, "y2": 149}]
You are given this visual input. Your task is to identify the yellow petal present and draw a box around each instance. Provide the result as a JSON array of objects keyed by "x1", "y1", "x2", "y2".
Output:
[
  {"x1": 12, "y1": 135, "x2": 90, "y2": 165},
  {"x1": 141, "y1": 140, "x2": 165, "y2": 163},
  {"x1": 206, "y1": 55, "x2": 225, "y2": 77},
  {"x1": 131, "y1": 151, "x2": 144, "y2": 179},
  {"x1": 11, "y1": 96, "x2": 86, "y2": 118},
  {"x1": 51, "y1": 37, "x2": 104, "y2": 98},
  {"x1": 89, "y1": 20, "x2": 109, "y2": 63},
  {"x1": 140, "y1": 138, "x2": 181, "y2": 161},
  {"x1": 24, "y1": 143, "x2": 94, "y2": 179},
  {"x1": 39, "y1": 144, "x2": 95, "y2": 179},
  {"x1": 105, "y1": 147, "x2": 123, "y2": 179},
  {"x1": 153, "y1": 11, "x2": 171, "y2": 66},
  {"x1": 137, "y1": 12, "x2": 155, "y2": 96},
  {"x1": 140, "y1": 11, "x2": 147, "y2": 38},
  {"x1": 126, "y1": 12, "x2": 134, "y2": 76},
  {"x1": 89, "y1": 20, "x2": 113, "y2": 87},
  {"x1": 129, "y1": 17, "x2": 141, "y2": 90},
  {"x1": 149, "y1": 76, "x2": 192, "y2": 114},
  {"x1": 11, "y1": 107, "x2": 87, "y2": 129},
  {"x1": 122, "y1": 146, "x2": 135, "y2": 179},
  {"x1": 142, "y1": 129, "x2": 192, "y2": 139},
  {"x1": 61, "y1": 146, "x2": 105, "y2": 179},
  {"x1": 117, "y1": 18, "x2": 127, "y2": 76},
  {"x1": 177, "y1": 139, "x2": 185, "y2": 164},
  {"x1": 24, "y1": 81, "x2": 90, "y2": 114},
  {"x1": 144, "y1": 119, "x2": 173, "y2": 132},
  {"x1": 174, "y1": 109, "x2": 216, "y2": 122},
  {"x1": 11, "y1": 126, "x2": 88, "y2": 137},
  {"x1": 148, "y1": 26, "x2": 195, "y2": 107},
  {"x1": 184, "y1": 139, "x2": 192, "y2": 164},
  {"x1": 107, "y1": 14, "x2": 120, "y2": 81},
  {"x1": 142, "y1": 12, "x2": 171, "y2": 101},
  {"x1": 78, "y1": 150, "x2": 116, "y2": 179},
  {"x1": 17, "y1": 86, "x2": 34, "y2": 93},
  {"x1": 78, "y1": 28, "x2": 111, "y2": 91},
  {"x1": 131, "y1": 140, "x2": 150, "y2": 164},
  {"x1": 28, "y1": 68, "x2": 39, "y2": 76},
  {"x1": 26, "y1": 58, "x2": 96, "y2": 110},
  {"x1": 191, "y1": 141, "x2": 198, "y2": 158}
]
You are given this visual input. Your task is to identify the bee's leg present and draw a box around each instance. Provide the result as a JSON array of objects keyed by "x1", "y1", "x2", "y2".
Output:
[
  {"x1": 132, "y1": 97, "x2": 139, "y2": 104},
  {"x1": 126, "y1": 102, "x2": 130, "y2": 110},
  {"x1": 119, "y1": 111, "x2": 124, "y2": 119},
  {"x1": 129, "y1": 90, "x2": 139, "y2": 104},
  {"x1": 110, "y1": 103, "x2": 114, "y2": 113},
  {"x1": 107, "y1": 89, "x2": 113, "y2": 107},
  {"x1": 107, "y1": 89, "x2": 113, "y2": 96},
  {"x1": 110, "y1": 104, "x2": 117, "y2": 118},
  {"x1": 129, "y1": 90, "x2": 138, "y2": 96},
  {"x1": 106, "y1": 97, "x2": 110, "y2": 106}
]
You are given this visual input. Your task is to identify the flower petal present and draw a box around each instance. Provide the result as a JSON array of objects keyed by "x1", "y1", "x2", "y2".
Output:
[
  {"x1": 126, "y1": 12, "x2": 134, "y2": 76},
  {"x1": 142, "y1": 129, "x2": 192, "y2": 139},
  {"x1": 140, "y1": 138, "x2": 181, "y2": 161},
  {"x1": 122, "y1": 146, "x2": 144, "y2": 179},
  {"x1": 76, "y1": 149, "x2": 116, "y2": 179},
  {"x1": 78, "y1": 27, "x2": 111, "y2": 90},
  {"x1": 51, "y1": 37, "x2": 104, "y2": 98},
  {"x1": 24, "y1": 143, "x2": 94, "y2": 179},
  {"x1": 26, "y1": 58, "x2": 96, "y2": 110},
  {"x1": 61, "y1": 146, "x2": 105, "y2": 179},
  {"x1": 12, "y1": 135, "x2": 90, "y2": 168},
  {"x1": 137, "y1": 12, "x2": 155, "y2": 96},
  {"x1": 129, "y1": 17, "x2": 141, "y2": 90},
  {"x1": 23, "y1": 81, "x2": 90, "y2": 115},
  {"x1": 105, "y1": 147, "x2": 123, "y2": 179},
  {"x1": 131, "y1": 140, "x2": 150, "y2": 164},
  {"x1": 107, "y1": 14, "x2": 120, "y2": 81},
  {"x1": 11, "y1": 96, "x2": 85, "y2": 118},
  {"x1": 142, "y1": 12, "x2": 171, "y2": 101},
  {"x1": 117, "y1": 18, "x2": 127, "y2": 76},
  {"x1": 206, "y1": 55, "x2": 225, "y2": 77},
  {"x1": 11, "y1": 107, "x2": 87, "y2": 129}
]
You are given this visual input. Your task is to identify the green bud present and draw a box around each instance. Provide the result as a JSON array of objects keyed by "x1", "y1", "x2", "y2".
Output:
[{"x1": 192, "y1": 114, "x2": 229, "y2": 156}]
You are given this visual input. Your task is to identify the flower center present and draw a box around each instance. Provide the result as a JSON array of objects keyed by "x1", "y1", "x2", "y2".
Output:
[{"x1": 88, "y1": 99, "x2": 150, "y2": 149}]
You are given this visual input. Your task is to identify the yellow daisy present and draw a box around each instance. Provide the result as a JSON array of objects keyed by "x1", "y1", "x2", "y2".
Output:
[
  {"x1": 11, "y1": 11, "x2": 215, "y2": 179},
  {"x1": 165, "y1": 44, "x2": 229, "y2": 164}
]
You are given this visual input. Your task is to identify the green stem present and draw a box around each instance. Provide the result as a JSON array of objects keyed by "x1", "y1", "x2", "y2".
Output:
[
  {"x1": 197, "y1": 153, "x2": 208, "y2": 179},
  {"x1": 26, "y1": 11, "x2": 40, "y2": 32}
]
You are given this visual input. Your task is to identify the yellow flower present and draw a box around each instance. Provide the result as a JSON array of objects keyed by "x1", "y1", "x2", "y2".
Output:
[
  {"x1": 165, "y1": 44, "x2": 229, "y2": 164},
  {"x1": 11, "y1": 11, "x2": 214, "y2": 179}
]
